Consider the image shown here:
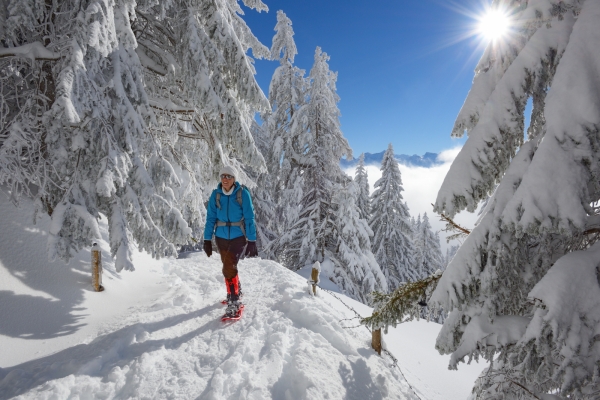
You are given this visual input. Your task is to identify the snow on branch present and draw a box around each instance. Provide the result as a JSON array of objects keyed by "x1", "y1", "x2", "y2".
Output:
[
  {"x1": 148, "y1": 97, "x2": 195, "y2": 114},
  {"x1": 361, "y1": 270, "x2": 443, "y2": 332},
  {"x1": 135, "y1": 11, "x2": 176, "y2": 47},
  {"x1": 0, "y1": 42, "x2": 60, "y2": 61},
  {"x1": 584, "y1": 214, "x2": 600, "y2": 234},
  {"x1": 136, "y1": 47, "x2": 168, "y2": 76}
]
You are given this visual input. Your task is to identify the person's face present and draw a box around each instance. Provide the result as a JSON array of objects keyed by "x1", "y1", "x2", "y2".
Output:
[{"x1": 221, "y1": 174, "x2": 234, "y2": 191}]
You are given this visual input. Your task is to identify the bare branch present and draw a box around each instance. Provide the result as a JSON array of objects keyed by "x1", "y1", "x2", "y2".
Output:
[
  {"x1": 506, "y1": 378, "x2": 541, "y2": 400},
  {"x1": 433, "y1": 203, "x2": 471, "y2": 237}
]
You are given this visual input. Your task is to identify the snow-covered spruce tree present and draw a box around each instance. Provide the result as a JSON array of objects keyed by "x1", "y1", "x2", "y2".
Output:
[
  {"x1": 411, "y1": 213, "x2": 445, "y2": 322},
  {"x1": 412, "y1": 214, "x2": 422, "y2": 269},
  {"x1": 270, "y1": 48, "x2": 357, "y2": 274},
  {"x1": 413, "y1": 213, "x2": 444, "y2": 278},
  {"x1": 248, "y1": 120, "x2": 276, "y2": 253},
  {"x1": 431, "y1": 1, "x2": 600, "y2": 397},
  {"x1": 370, "y1": 144, "x2": 415, "y2": 291},
  {"x1": 262, "y1": 10, "x2": 307, "y2": 247},
  {"x1": 354, "y1": 153, "x2": 371, "y2": 221},
  {"x1": 329, "y1": 180, "x2": 387, "y2": 303},
  {"x1": 444, "y1": 244, "x2": 459, "y2": 268},
  {"x1": 0, "y1": 0, "x2": 269, "y2": 270}
]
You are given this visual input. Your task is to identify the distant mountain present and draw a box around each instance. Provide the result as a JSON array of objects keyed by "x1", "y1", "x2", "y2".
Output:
[{"x1": 340, "y1": 151, "x2": 440, "y2": 169}]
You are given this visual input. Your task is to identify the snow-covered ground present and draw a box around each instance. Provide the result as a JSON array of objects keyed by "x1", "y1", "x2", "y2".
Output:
[{"x1": 0, "y1": 197, "x2": 484, "y2": 399}]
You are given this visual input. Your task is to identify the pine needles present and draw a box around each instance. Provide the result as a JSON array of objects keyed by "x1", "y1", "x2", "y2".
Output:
[{"x1": 361, "y1": 270, "x2": 443, "y2": 332}]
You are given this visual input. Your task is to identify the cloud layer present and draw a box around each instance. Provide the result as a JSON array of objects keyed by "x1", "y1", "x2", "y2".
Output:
[{"x1": 344, "y1": 147, "x2": 480, "y2": 252}]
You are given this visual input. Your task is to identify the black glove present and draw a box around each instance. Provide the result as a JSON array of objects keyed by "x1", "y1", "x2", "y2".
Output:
[
  {"x1": 203, "y1": 240, "x2": 212, "y2": 257},
  {"x1": 245, "y1": 241, "x2": 258, "y2": 258}
]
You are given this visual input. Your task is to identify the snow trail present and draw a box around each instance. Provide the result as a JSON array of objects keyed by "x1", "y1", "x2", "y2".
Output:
[
  {"x1": 1, "y1": 197, "x2": 484, "y2": 399},
  {"x1": 1, "y1": 252, "x2": 415, "y2": 399}
]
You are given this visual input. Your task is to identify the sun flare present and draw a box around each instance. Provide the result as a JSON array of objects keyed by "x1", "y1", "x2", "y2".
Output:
[{"x1": 478, "y1": 9, "x2": 510, "y2": 41}]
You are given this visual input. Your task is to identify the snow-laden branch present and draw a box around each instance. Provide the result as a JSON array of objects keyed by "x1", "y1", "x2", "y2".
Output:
[
  {"x1": 584, "y1": 214, "x2": 600, "y2": 234},
  {"x1": 135, "y1": 10, "x2": 177, "y2": 47},
  {"x1": 0, "y1": 42, "x2": 60, "y2": 61},
  {"x1": 136, "y1": 47, "x2": 168, "y2": 76},
  {"x1": 148, "y1": 97, "x2": 195, "y2": 114}
]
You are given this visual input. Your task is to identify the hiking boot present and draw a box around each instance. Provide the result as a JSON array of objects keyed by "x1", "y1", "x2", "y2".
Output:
[{"x1": 225, "y1": 300, "x2": 241, "y2": 318}]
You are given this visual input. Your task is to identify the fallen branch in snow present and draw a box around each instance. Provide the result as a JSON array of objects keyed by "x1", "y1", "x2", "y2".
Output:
[{"x1": 0, "y1": 42, "x2": 60, "y2": 61}]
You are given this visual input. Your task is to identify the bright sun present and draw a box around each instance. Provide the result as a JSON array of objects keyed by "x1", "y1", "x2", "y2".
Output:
[{"x1": 478, "y1": 9, "x2": 510, "y2": 41}]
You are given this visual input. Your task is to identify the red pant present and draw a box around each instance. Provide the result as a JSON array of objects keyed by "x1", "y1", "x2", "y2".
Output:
[{"x1": 215, "y1": 236, "x2": 247, "y2": 279}]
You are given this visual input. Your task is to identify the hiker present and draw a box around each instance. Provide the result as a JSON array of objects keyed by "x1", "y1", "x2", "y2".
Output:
[{"x1": 203, "y1": 165, "x2": 258, "y2": 319}]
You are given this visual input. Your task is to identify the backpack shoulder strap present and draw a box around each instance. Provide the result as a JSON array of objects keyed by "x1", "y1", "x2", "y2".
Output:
[
  {"x1": 236, "y1": 185, "x2": 246, "y2": 207},
  {"x1": 215, "y1": 191, "x2": 221, "y2": 210}
]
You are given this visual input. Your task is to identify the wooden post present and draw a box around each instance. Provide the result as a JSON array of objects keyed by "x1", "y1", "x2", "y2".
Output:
[
  {"x1": 91, "y1": 243, "x2": 104, "y2": 292},
  {"x1": 311, "y1": 267, "x2": 319, "y2": 295},
  {"x1": 372, "y1": 329, "x2": 382, "y2": 355}
]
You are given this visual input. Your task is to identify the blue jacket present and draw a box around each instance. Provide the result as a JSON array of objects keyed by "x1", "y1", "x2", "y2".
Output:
[{"x1": 203, "y1": 182, "x2": 257, "y2": 241}]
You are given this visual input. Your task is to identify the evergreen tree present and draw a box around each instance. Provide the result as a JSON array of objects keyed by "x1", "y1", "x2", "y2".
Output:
[
  {"x1": 410, "y1": 216, "x2": 418, "y2": 234},
  {"x1": 0, "y1": 0, "x2": 269, "y2": 270},
  {"x1": 330, "y1": 181, "x2": 387, "y2": 303},
  {"x1": 270, "y1": 47, "x2": 352, "y2": 271},
  {"x1": 413, "y1": 213, "x2": 444, "y2": 278},
  {"x1": 370, "y1": 144, "x2": 415, "y2": 290},
  {"x1": 354, "y1": 153, "x2": 371, "y2": 221},
  {"x1": 444, "y1": 244, "x2": 459, "y2": 268},
  {"x1": 249, "y1": 121, "x2": 276, "y2": 252},
  {"x1": 431, "y1": 1, "x2": 600, "y2": 397},
  {"x1": 262, "y1": 10, "x2": 307, "y2": 244},
  {"x1": 412, "y1": 214, "x2": 423, "y2": 275}
]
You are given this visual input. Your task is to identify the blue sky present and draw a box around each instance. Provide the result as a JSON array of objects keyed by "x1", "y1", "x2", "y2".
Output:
[{"x1": 243, "y1": 0, "x2": 493, "y2": 157}]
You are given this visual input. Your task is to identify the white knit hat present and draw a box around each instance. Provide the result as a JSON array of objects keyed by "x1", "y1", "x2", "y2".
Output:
[{"x1": 219, "y1": 165, "x2": 236, "y2": 179}]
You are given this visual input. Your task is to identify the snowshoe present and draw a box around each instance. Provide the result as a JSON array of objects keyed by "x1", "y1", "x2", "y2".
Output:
[{"x1": 221, "y1": 301, "x2": 244, "y2": 321}]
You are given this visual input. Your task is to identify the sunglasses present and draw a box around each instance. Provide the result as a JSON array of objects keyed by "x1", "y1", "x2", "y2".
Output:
[{"x1": 220, "y1": 174, "x2": 234, "y2": 180}]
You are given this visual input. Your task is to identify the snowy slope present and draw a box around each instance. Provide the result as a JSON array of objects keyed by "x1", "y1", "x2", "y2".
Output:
[
  {"x1": 0, "y1": 195, "x2": 169, "y2": 369},
  {"x1": 0, "y1": 197, "x2": 483, "y2": 399}
]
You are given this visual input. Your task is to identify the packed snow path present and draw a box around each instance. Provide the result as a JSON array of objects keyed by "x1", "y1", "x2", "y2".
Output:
[{"x1": 1, "y1": 252, "x2": 418, "y2": 399}]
